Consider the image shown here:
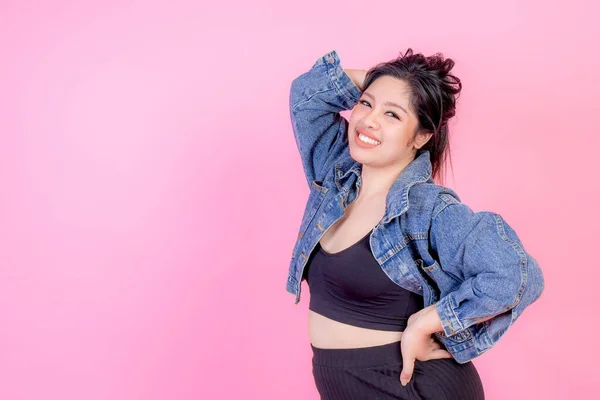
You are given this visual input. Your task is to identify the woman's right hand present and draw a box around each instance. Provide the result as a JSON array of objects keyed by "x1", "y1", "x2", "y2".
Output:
[{"x1": 344, "y1": 69, "x2": 367, "y2": 91}]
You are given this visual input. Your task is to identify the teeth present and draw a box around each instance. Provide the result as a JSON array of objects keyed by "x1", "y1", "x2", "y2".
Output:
[{"x1": 358, "y1": 133, "x2": 381, "y2": 145}]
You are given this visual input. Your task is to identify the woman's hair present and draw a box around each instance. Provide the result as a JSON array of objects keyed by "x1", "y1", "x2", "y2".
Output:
[{"x1": 363, "y1": 49, "x2": 462, "y2": 182}]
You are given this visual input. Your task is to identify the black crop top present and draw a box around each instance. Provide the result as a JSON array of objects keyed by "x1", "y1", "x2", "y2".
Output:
[{"x1": 304, "y1": 230, "x2": 424, "y2": 331}]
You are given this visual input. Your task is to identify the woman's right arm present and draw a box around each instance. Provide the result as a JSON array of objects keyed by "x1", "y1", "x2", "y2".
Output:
[{"x1": 289, "y1": 50, "x2": 364, "y2": 187}]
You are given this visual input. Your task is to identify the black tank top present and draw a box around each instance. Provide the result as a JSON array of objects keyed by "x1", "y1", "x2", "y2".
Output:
[{"x1": 305, "y1": 230, "x2": 424, "y2": 331}]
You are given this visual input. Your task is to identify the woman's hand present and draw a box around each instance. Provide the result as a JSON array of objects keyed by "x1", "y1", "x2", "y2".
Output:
[
  {"x1": 399, "y1": 304, "x2": 453, "y2": 386},
  {"x1": 343, "y1": 69, "x2": 367, "y2": 91}
]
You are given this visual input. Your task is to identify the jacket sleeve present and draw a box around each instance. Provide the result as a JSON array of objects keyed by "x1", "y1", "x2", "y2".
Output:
[
  {"x1": 289, "y1": 50, "x2": 362, "y2": 186},
  {"x1": 430, "y1": 193, "x2": 545, "y2": 337}
]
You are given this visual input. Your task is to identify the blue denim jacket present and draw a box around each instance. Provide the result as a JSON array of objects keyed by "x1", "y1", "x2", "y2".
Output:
[{"x1": 286, "y1": 50, "x2": 545, "y2": 364}]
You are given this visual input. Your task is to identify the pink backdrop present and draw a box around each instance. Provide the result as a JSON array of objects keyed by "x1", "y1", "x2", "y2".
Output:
[{"x1": 1, "y1": 1, "x2": 598, "y2": 399}]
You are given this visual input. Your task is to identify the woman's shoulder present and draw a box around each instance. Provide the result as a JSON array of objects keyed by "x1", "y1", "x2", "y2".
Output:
[
  {"x1": 414, "y1": 183, "x2": 498, "y2": 228},
  {"x1": 409, "y1": 181, "x2": 462, "y2": 207},
  {"x1": 390, "y1": 182, "x2": 461, "y2": 227}
]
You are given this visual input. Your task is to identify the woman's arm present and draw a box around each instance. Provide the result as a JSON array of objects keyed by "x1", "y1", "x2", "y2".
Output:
[
  {"x1": 289, "y1": 51, "x2": 362, "y2": 187},
  {"x1": 430, "y1": 196, "x2": 545, "y2": 337}
]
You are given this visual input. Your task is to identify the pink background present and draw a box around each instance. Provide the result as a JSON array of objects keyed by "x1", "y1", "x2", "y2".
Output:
[{"x1": 1, "y1": 0, "x2": 598, "y2": 399}]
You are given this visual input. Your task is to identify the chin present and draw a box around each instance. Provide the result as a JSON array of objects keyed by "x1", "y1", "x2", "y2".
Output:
[{"x1": 349, "y1": 145, "x2": 375, "y2": 165}]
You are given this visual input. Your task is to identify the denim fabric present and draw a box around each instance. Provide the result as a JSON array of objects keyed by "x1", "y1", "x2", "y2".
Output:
[{"x1": 286, "y1": 50, "x2": 545, "y2": 363}]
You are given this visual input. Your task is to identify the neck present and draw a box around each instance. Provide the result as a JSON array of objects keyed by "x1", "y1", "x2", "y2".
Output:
[{"x1": 358, "y1": 156, "x2": 415, "y2": 200}]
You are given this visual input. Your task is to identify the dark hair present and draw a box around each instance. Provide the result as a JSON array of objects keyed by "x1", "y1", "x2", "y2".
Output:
[{"x1": 363, "y1": 49, "x2": 462, "y2": 182}]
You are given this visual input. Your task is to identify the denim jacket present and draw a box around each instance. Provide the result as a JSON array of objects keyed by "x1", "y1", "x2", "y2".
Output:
[{"x1": 285, "y1": 50, "x2": 545, "y2": 364}]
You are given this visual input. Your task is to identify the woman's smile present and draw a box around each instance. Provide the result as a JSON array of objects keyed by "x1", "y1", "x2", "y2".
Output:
[{"x1": 355, "y1": 128, "x2": 381, "y2": 148}]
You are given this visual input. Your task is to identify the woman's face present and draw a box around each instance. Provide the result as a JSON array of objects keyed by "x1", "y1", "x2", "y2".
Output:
[{"x1": 348, "y1": 76, "x2": 430, "y2": 168}]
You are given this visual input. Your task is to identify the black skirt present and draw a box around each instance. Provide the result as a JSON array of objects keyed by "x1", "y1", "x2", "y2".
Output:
[{"x1": 311, "y1": 341, "x2": 485, "y2": 400}]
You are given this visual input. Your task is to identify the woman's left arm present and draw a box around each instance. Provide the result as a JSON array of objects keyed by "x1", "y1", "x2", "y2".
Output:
[
  {"x1": 399, "y1": 194, "x2": 545, "y2": 385},
  {"x1": 430, "y1": 197, "x2": 545, "y2": 337}
]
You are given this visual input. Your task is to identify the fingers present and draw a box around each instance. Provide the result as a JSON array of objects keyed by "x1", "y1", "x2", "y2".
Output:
[
  {"x1": 400, "y1": 357, "x2": 415, "y2": 387},
  {"x1": 401, "y1": 350, "x2": 452, "y2": 387},
  {"x1": 429, "y1": 349, "x2": 453, "y2": 359}
]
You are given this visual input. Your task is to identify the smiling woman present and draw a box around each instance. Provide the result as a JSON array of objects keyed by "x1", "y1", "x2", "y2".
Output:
[
  {"x1": 287, "y1": 50, "x2": 544, "y2": 399},
  {"x1": 347, "y1": 50, "x2": 460, "y2": 182}
]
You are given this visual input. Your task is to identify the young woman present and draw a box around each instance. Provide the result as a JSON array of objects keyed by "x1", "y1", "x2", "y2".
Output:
[{"x1": 286, "y1": 49, "x2": 545, "y2": 399}]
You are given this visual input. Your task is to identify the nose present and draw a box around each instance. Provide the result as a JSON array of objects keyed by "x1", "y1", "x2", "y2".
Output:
[{"x1": 363, "y1": 109, "x2": 381, "y2": 130}]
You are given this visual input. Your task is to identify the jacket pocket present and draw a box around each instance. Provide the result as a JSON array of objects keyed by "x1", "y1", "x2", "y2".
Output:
[
  {"x1": 291, "y1": 180, "x2": 328, "y2": 260},
  {"x1": 303, "y1": 180, "x2": 328, "y2": 227}
]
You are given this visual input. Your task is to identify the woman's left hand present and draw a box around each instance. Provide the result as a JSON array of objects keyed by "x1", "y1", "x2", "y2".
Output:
[{"x1": 400, "y1": 304, "x2": 453, "y2": 386}]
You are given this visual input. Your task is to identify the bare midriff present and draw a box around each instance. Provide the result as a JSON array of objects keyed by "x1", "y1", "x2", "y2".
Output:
[{"x1": 309, "y1": 311, "x2": 404, "y2": 349}]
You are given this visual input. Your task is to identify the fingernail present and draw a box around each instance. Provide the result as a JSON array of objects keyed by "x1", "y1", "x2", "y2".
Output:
[{"x1": 400, "y1": 380, "x2": 408, "y2": 386}]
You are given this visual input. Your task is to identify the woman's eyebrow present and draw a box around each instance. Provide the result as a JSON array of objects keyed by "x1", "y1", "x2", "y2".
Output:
[{"x1": 362, "y1": 91, "x2": 408, "y2": 115}]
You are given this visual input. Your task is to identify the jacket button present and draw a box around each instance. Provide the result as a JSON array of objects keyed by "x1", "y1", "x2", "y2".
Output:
[{"x1": 328, "y1": 56, "x2": 335, "y2": 64}]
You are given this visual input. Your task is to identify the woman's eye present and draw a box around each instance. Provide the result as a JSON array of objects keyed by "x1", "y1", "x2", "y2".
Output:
[
  {"x1": 386, "y1": 112, "x2": 400, "y2": 120},
  {"x1": 359, "y1": 100, "x2": 371, "y2": 107}
]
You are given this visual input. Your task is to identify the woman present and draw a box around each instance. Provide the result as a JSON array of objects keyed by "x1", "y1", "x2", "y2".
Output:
[{"x1": 286, "y1": 49, "x2": 545, "y2": 399}]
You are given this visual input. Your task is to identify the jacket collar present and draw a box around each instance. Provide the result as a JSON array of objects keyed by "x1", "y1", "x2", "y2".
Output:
[{"x1": 335, "y1": 151, "x2": 433, "y2": 224}]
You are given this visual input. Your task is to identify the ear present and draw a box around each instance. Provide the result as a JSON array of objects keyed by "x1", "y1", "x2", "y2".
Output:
[{"x1": 413, "y1": 132, "x2": 433, "y2": 150}]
